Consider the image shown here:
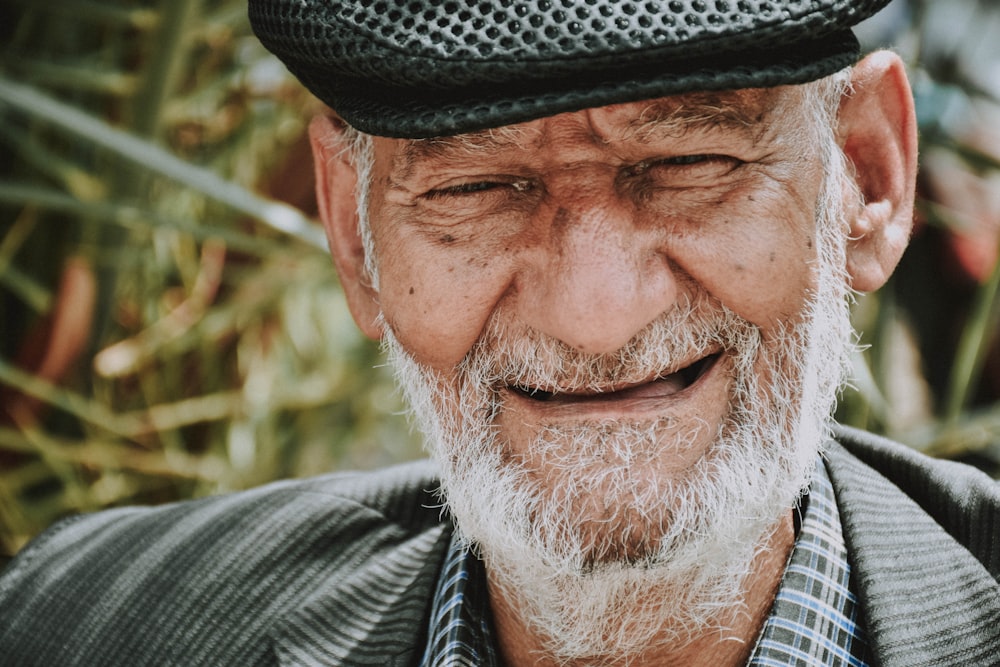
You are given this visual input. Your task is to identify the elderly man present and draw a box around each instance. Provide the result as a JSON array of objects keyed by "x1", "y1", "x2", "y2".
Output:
[{"x1": 2, "y1": 1, "x2": 999, "y2": 666}]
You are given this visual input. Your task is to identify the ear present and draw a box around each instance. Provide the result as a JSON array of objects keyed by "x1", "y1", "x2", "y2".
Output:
[
  {"x1": 309, "y1": 115, "x2": 384, "y2": 339},
  {"x1": 838, "y1": 51, "x2": 918, "y2": 293}
]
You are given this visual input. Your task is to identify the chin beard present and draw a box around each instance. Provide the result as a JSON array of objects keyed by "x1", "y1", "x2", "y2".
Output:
[{"x1": 381, "y1": 190, "x2": 855, "y2": 663}]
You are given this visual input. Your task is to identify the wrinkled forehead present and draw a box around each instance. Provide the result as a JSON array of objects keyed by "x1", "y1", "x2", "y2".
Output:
[{"x1": 391, "y1": 87, "x2": 791, "y2": 172}]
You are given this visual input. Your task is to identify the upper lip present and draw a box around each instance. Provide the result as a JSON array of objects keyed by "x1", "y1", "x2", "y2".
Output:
[{"x1": 508, "y1": 349, "x2": 722, "y2": 402}]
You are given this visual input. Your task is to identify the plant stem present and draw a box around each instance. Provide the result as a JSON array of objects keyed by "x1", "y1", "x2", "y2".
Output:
[{"x1": 944, "y1": 240, "x2": 1000, "y2": 423}]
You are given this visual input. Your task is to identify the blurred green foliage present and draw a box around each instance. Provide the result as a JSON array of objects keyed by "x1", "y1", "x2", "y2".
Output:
[
  {"x1": 0, "y1": 0, "x2": 420, "y2": 561},
  {"x1": 843, "y1": 0, "x2": 1000, "y2": 468},
  {"x1": 0, "y1": 0, "x2": 998, "y2": 564}
]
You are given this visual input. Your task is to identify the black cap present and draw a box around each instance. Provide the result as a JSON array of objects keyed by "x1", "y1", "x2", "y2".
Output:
[{"x1": 249, "y1": 0, "x2": 893, "y2": 138}]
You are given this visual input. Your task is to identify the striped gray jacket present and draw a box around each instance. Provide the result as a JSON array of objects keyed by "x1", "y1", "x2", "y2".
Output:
[{"x1": 1, "y1": 426, "x2": 998, "y2": 666}]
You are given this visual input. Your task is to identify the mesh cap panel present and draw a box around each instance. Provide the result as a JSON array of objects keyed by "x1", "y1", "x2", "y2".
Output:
[{"x1": 249, "y1": 0, "x2": 893, "y2": 137}]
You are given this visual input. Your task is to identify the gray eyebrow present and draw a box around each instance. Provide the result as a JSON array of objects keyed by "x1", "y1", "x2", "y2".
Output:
[
  {"x1": 396, "y1": 125, "x2": 536, "y2": 179},
  {"x1": 624, "y1": 90, "x2": 773, "y2": 142}
]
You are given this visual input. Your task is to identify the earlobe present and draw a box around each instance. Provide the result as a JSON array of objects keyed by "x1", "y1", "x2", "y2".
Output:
[
  {"x1": 838, "y1": 51, "x2": 918, "y2": 293},
  {"x1": 309, "y1": 114, "x2": 384, "y2": 339}
]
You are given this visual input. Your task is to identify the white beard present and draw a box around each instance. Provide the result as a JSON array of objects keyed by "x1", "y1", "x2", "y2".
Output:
[{"x1": 381, "y1": 174, "x2": 856, "y2": 662}]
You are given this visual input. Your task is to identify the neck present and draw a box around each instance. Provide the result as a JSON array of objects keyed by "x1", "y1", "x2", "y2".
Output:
[{"x1": 487, "y1": 512, "x2": 795, "y2": 667}]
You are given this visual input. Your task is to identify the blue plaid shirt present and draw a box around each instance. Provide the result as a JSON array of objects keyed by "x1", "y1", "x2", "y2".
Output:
[{"x1": 420, "y1": 458, "x2": 872, "y2": 666}]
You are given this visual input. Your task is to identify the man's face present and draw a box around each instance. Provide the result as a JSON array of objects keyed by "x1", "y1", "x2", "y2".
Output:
[
  {"x1": 352, "y1": 83, "x2": 857, "y2": 656},
  {"x1": 366, "y1": 85, "x2": 843, "y2": 501}
]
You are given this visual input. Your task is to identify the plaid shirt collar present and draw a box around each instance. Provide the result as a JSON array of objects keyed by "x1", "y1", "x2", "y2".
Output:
[
  {"x1": 747, "y1": 457, "x2": 872, "y2": 666},
  {"x1": 420, "y1": 459, "x2": 871, "y2": 667}
]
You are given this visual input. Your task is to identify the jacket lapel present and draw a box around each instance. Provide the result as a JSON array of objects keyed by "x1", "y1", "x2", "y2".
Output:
[
  {"x1": 825, "y1": 439, "x2": 1000, "y2": 666},
  {"x1": 268, "y1": 523, "x2": 452, "y2": 667}
]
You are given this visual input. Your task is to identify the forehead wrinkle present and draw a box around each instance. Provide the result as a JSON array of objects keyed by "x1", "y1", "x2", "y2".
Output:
[{"x1": 390, "y1": 88, "x2": 786, "y2": 179}]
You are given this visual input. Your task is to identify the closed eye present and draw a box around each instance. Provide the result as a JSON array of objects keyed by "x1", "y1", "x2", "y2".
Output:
[
  {"x1": 424, "y1": 178, "x2": 535, "y2": 200},
  {"x1": 663, "y1": 154, "x2": 715, "y2": 166},
  {"x1": 625, "y1": 154, "x2": 739, "y2": 176}
]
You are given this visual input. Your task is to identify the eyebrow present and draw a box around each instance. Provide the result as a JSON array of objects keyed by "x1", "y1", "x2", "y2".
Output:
[
  {"x1": 626, "y1": 90, "x2": 771, "y2": 140},
  {"x1": 396, "y1": 125, "x2": 534, "y2": 179}
]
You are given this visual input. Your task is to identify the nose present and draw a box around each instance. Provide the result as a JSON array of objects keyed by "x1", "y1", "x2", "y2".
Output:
[{"x1": 516, "y1": 193, "x2": 679, "y2": 354}]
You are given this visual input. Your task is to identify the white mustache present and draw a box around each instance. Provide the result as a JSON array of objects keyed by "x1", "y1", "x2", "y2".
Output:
[{"x1": 461, "y1": 292, "x2": 759, "y2": 396}]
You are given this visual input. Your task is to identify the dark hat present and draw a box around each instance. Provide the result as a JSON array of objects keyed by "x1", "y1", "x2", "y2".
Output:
[{"x1": 249, "y1": 0, "x2": 893, "y2": 138}]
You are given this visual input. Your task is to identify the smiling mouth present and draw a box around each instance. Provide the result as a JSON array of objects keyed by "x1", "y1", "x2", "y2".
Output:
[{"x1": 510, "y1": 352, "x2": 722, "y2": 403}]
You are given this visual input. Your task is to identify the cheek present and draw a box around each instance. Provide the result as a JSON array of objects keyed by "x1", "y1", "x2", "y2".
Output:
[
  {"x1": 664, "y1": 188, "x2": 820, "y2": 328},
  {"x1": 375, "y1": 233, "x2": 518, "y2": 370}
]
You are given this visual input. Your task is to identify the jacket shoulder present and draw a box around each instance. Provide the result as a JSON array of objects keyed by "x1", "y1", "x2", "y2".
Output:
[
  {"x1": 0, "y1": 459, "x2": 448, "y2": 666},
  {"x1": 830, "y1": 423, "x2": 1000, "y2": 577},
  {"x1": 826, "y1": 425, "x2": 1000, "y2": 666}
]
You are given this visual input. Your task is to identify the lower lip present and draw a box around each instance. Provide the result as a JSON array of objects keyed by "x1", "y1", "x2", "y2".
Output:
[{"x1": 505, "y1": 352, "x2": 725, "y2": 418}]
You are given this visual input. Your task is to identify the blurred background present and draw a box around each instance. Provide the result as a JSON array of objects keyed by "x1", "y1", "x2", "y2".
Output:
[{"x1": 0, "y1": 0, "x2": 998, "y2": 566}]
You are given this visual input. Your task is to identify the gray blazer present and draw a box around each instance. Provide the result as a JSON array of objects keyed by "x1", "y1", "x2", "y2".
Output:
[{"x1": 1, "y1": 426, "x2": 998, "y2": 666}]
